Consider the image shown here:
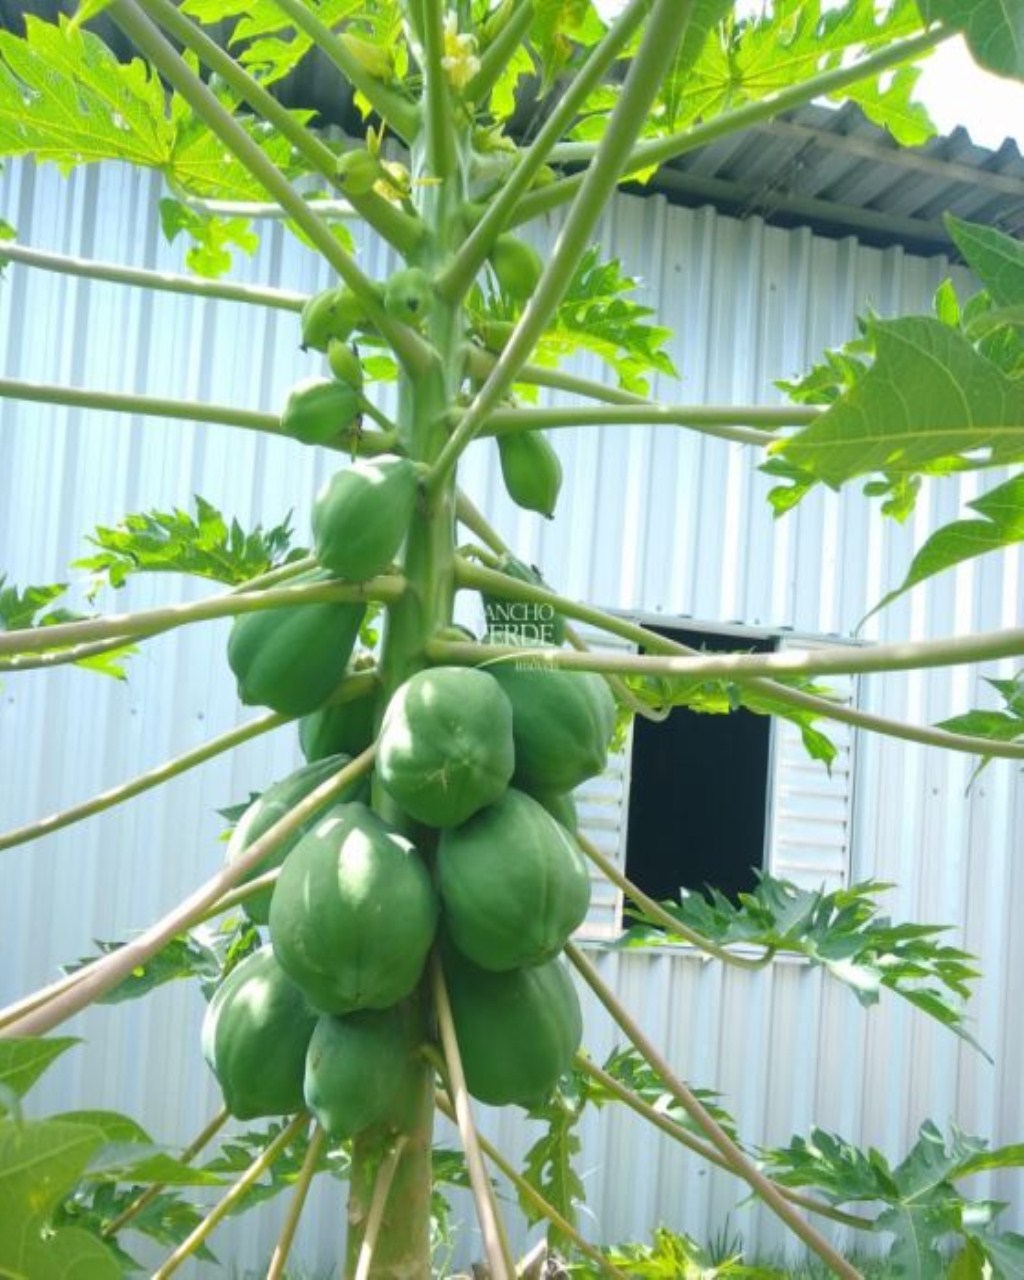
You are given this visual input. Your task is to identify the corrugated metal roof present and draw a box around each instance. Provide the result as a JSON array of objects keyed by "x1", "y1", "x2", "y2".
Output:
[{"x1": 1, "y1": 2, "x2": 1023, "y2": 253}]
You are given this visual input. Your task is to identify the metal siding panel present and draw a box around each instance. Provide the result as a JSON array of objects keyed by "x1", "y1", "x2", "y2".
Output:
[{"x1": 2, "y1": 158, "x2": 1022, "y2": 1274}]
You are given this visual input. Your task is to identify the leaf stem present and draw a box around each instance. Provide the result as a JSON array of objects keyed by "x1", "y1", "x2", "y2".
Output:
[
  {"x1": 0, "y1": 577, "x2": 406, "y2": 659},
  {"x1": 0, "y1": 377, "x2": 397, "y2": 456},
  {"x1": 427, "y1": 0, "x2": 697, "y2": 491},
  {"x1": 436, "y1": 0, "x2": 653, "y2": 302},
  {"x1": 152, "y1": 1114, "x2": 309, "y2": 1278},
  {"x1": 565, "y1": 944, "x2": 864, "y2": 1280},
  {"x1": 353, "y1": 1135, "x2": 409, "y2": 1280},
  {"x1": 0, "y1": 242, "x2": 305, "y2": 310},
  {"x1": 434, "y1": 1090, "x2": 628, "y2": 1279},
  {"x1": 464, "y1": 0, "x2": 533, "y2": 106},
  {"x1": 419, "y1": 0, "x2": 457, "y2": 181},
  {"x1": 0, "y1": 750, "x2": 376, "y2": 1035},
  {"x1": 574, "y1": 1056, "x2": 873, "y2": 1233},
  {"x1": 480, "y1": 404, "x2": 804, "y2": 448},
  {"x1": 0, "y1": 710, "x2": 286, "y2": 854},
  {"x1": 266, "y1": 1125, "x2": 327, "y2": 1280},
  {"x1": 107, "y1": 2, "x2": 432, "y2": 373},
  {"x1": 101, "y1": 1107, "x2": 230, "y2": 1240},
  {"x1": 269, "y1": 0, "x2": 420, "y2": 142},
  {"x1": 429, "y1": 953, "x2": 515, "y2": 1280},
  {"x1": 516, "y1": 27, "x2": 953, "y2": 225},
  {"x1": 574, "y1": 832, "x2": 775, "y2": 969}
]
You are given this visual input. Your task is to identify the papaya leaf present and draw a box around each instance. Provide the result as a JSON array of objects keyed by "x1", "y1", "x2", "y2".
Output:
[
  {"x1": 0, "y1": 577, "x2": 136, "y2": 677},
  {"x1": 522, "y1": 1077, "x2": 587, "y2": 1249},
  {"x1": 73, "y1": 497, "x2": 302, "y2": 597},
  {"x1": 57, "y1": 1179, "x2": 213, "y2": 1262},
  {"x1": 974, "y1": 1230, "x2": 1024, "y2": 1275},
  {"x1": 936, "y1": 673, "x2": 1024, "y2": 788},
  {"x1": 588, "y1": 1045, "x2": 740, "y2": 1144},
  {"x1": 771, "y1": 316, "x2": 1024, "y2": 497},
  {"x1": 158, "y1": 198, "x2": 259, "y2": 280},
  {"x1": 916, "y1": 0, "x2": 1024, "y2": 78},
  {"x1": 0, "y1": 1039, "x2": 79, "y2": 1111},
  {"x1": 947, "y1": 216, "x2": 1024, "y2": 308},
  {"x1": 867, "y1": 471, "x2": 1024, "y2": 618},
  {"x1": 201, "y1": 1120, "x2": 347, "y2": 1216},
  {"x1": 53, "y1": 1111, "x2": 226, "y2": 1187},
  {"x1": 606, "y1": 1225, "x2": 785, "y2": 1277},
  {"x1": 528, "y1": 0, "x2": 608, "y2": 89},
  {"x1": 620, "y1": 876, "x2": 981, "y2": 1044}
]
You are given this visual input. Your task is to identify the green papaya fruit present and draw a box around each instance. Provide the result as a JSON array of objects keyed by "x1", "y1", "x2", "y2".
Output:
[
  {"x1": 481, "y1": 554, "x2": 566, "y2": 646},
  {"x1": 304, "y1": 1005, "x2": 421, "y2": 1139},
  {"x1": 383, "y1": 266, "x2": 433, "y2": 326},
  {"x1": 225, "y1": 754, "x2": 361, "y2": 924},
  {"x1": 299, "y1": 696, "x2": 378, "y2": 763},
  {"x1": 442, "y1": 946, "x2": 583, "y2": 1108},
  {"x1": 438, "y1": 789, "x2": 590, "y2": 970},
  {"x1": 269, "y1": 802, "x2": 438, "y2": 1014},
  {"x1": 377, "y1": 667, "x2": 515, "y2": 827},
  {"x1": 497, "y1": 431, "x2": 562, "y2": 518},
  {"x1": 300, "y1": 287, "x2": 368, "y2": 352},
  {"x1": 488, "y1": 234, "x2": 543, "y2": 299},
  {"x1": 280, "y1": 376, "x2": 361, "y2": 445},
  {"x1": 489, "y1": 664, "x2": 616, "y2": 793},
  {"x1": 227, "y1": 572, "x2": 366, "y2": 716},
  {"x1": 533, "y1": 788, "x2": 578, "y2": 834},
  {"x1": 312, "y1": 455, "x2": 419, "y2": 581},
  {"x1": 326, "y1": 339, "x2": 364, "y2": 390},
  {"x1": 201, "y1": 946, "x2": 317, "y2": 1120},
  {"x1": 336, "y1": 148, "x2": 382, "y2": 196}
]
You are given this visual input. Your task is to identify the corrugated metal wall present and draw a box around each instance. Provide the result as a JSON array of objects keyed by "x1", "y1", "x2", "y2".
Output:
[{"x1": 1, "y1": 157, "x2": 1022, "y2": 1273}]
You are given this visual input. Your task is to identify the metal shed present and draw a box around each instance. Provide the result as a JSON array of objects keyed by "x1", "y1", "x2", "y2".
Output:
[{"x1": 1, "y1": 99, "x2": 1023, "y2": 1271}]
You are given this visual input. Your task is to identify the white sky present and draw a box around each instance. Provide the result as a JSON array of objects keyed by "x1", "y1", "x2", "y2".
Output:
[{"x1": 592, "y1": 1, "x2": 1024, "y2": 151}]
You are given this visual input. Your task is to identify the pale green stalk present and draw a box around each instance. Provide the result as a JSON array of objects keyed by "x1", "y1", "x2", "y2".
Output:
[
  {"x1": 419, "y1": 0, "x2": 457, "y2": 181},
  {"x1": 0, "y1": 750, "x2": 376, "y2": 1036},
  {"x1": 430, "y1": 955, "x2": 515, "y2": 1280},
  {"x1": 566, "y1": 945, "x2": 864, "y2": 1280},
  {"x1": 270, "y1": 0, "x2": 420, "y2": 141},
  {"x1": 516, "y1": 28, "x2": 952, "y2": 225},
  {"x1": 0, "y1": 377, "x2": 397, "y2": 455},
  {"x1": 435, "y1": 0, "x2": 653, "y2": 302},
  {"x1": 0, "y1": 711, "x2": 287, "y2": 854},
  {"x1": 267, "y1": 1127, "x2": 327, "y2": 1280},
  {"x1": 574, "y1": 832, "x2": 774, "y2": 969},
  {"x1": 101, "y1": 1108, "x2": 230, "y2": 1240},
  {"x1": 107, "y1": 2, "x2": 432, "y2": 373},
  {"x1": 428, "y1": 0, "x2": 696, "y2": 490},
  {"x1": 152, "y1": 1114, "x2": 309, "y2": 1278},
  {"x1": 352, "y1": 1136, "x2": 409, "y2": 1280},
  {"x1": 0, "y1": 576, "x2": 406, "y2": 658},
  {"x1": 574, "y1": 1057, "x2": 872, "y2": 1233},
  {"x1": 0, "y1": 242, "x2": 304, "y2": 310},
  {"x1": 464, "y1": 0, "x2": 533, "y2": 106},
  {"x1": 480, "y1": 404, "x2": 791, "y2": 448},
  {"x1": 137, "y1": 0, "x2": 425, "y2": 256},
  {"x1": 449, "y1": 558, "x2": 1024, "y2": 760}
]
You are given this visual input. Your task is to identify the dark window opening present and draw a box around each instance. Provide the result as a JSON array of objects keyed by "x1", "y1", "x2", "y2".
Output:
[{"x1": 624, "y1": 625, "x2": 775, "y2": 920}]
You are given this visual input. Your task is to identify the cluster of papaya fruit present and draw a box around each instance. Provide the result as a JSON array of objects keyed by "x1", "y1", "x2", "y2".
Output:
[{"x1": 205, "y1": 656, "x2": 615, "y2": 1137}]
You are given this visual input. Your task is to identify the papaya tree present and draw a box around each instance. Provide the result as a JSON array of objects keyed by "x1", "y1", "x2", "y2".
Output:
[{"x1": 1, "y1": 0, "x2": 1024, "y2": 1276}]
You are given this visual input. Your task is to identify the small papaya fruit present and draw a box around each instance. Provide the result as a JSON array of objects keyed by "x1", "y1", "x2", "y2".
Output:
[
  {"x1": 497, "y1": 430, "x2": 562, "y2": 517},
  {"x1": 481, "y1": 554, "x2": 566, "y2": 646},
  {"x1": 280, "y1": 377, "x2": 361, "y2": 446},
  {"x1": 377, "y1": 667, "x2": 515, "y2": 827},
  {"x1": 488, "y1": 234, "x2": 542, "y2": 299},
  {"x1": 312, "y1": 454, "x2": 419, "y2": 581},
  {"x1": 300, "y1": 287, "x2": 367, "y2": 352},
  {"x1": 336, "y1": 148, "x2": 383, "y2": 196},
  {"x1": 268, "y1": 802, "x2": 438, "y2": 1014},
  {"x1": 299, "y1": 695, "x2": 378, "y2": 763},
  {"x1": 534, "y1": 788, "x2": 578, "y2": 834},
  {"x1": 202, "y1": 946, "x2": 317, "y2": 1120},
  {"x1": 326, "y1": 339, "x2": 363, "y2": 390},
  {"x1": 384, "y1": 266, "x2": 433, "y2": 326}
]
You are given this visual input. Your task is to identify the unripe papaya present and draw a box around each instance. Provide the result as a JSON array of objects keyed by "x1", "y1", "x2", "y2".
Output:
[
  {"x1": 442, "y1": 946, "x2": 583, "y2": 1108},
  {"x1": 336, "y1": 148, "x2": 382, "y2": 196},
  {"x1": 326, "y1": 339, "x2": 363, "y2": 390},
  {"x1": 300, "y1": 287, "x2": 367, "y2": 352},
  {"x1": 377, "y1": 667, "x2": 515, "y2": 827},
  {"x1": 312, "y1": 455, "x2": 419, "y2": 581},
  {"x1": 299, "y1": 696, "x2": 378, "y2": 763},
  {"x1": 490, "y1": 663, "x2": 616, "y2": 793},
  {"x1": 534, "y1": 788, "x2": 578, "y2": 834},
  {"x1": 201, "y1": 946, "x2": 317, "y2": 1120},
  {"x1": 384, "y1": 266, "x2": 433, "y2": 326},
  {"x1": 227, "y1": 571, "x2": 366, "y2": 716},
  {"x1": 225, "y1": 754, "x2": 361, "y2": 924},
  {"x1": 438, "y1": 789, "x2": 590, "y2": 970},
  {"x1": 304, "y1": 1005, "x2": 421, "y2": 1139},
  {"x1": 280, "y1": 376, "x2": 361, "y2": 446},
  {"x1": 497, "y1": 430, "x2": 562, "y2": 518},
  {"x1": 269, "y1": 802, "x2": 438, "y2": 1014},
  {"x1": 481, "y1": 554, "x2": 566, "y2": 646},
  {"x1": 489, "y1": 234, "x2": 542, "y2": 299}
]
